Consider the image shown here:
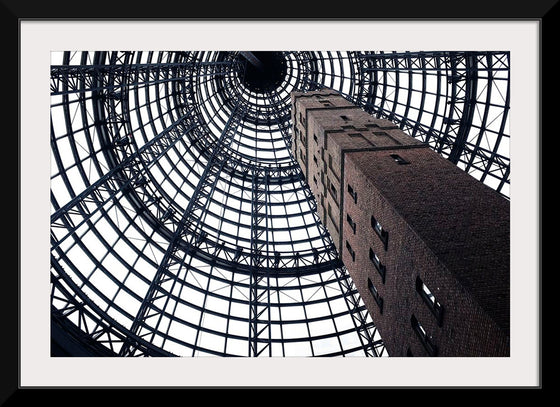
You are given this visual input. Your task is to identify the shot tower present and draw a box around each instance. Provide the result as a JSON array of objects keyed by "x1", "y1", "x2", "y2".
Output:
[{"x1": 292, "y1": 90, "x2": 509, "y2": 356}]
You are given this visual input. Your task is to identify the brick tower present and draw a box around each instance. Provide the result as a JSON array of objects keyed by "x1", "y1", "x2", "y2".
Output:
[{"x1": 291, "y1": 89, "x2": 510, "y2": 357}]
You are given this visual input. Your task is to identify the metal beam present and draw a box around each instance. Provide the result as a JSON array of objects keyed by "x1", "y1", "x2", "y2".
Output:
[{"x1": 239, "y1": 51, "x2": 265, "y2": 71}]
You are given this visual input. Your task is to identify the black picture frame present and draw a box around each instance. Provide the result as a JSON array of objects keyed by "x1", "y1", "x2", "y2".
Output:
[{"x1": 8, "y1": 0, "x2": 551, "y2": 402}]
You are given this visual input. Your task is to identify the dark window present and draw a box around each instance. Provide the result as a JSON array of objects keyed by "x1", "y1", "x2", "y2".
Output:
[
  {"x1": 313, "y1": 133, "x2": 318, "y2": 144},
  {"x1": 345, "y1": 240, "x2": 355, "y2": 262},
  {"x1": 330, "y1": 182, "x2": 337, "y2": 198},
  {"x1": 341, "y1": 115, "x2": 350, "y2": 121},
  {"x1": 411, "y1": 315, "x2": 438, "y2": 356},
  {"x1": 328, "y1": 178, "x2": 338, "y2": 202},
  {"x1": 416, "y1": 276, "x2": 444, "y2": 327},
  {"x1": 313, "y1": 155, "x2": 318, "y2": 165},
  {"x1": 348, "y1": 133, "x2": 362, "y2": 138},
  {"x1": 369, "y1": 248, "x2": 386, "y2": 283},
  {"x1": 371, "y1": 215, "x2": 388, "y2": 250},
  {"x1": 346, "y1": 213, "x2": 356, "y2": 234},
  {"x1": 327, "y1": 203, "x2": 338, "y2": 232},
  {"x1": 390, "y1": 153, "x2": 410, "y2": 165},
  {"x1": 313, "y1": 175, "x2": 318, "y2": 187},
  {"x1": 328, "y1": 155, "x2": 340, "y2": 180},
  {"x1": 347, "y1": 184, "x2": 357, "y2": 204},
  {"x1": 368, "y1": 278, "x2": 383, "y2": 313},
  {"x1": 373, "y1": 131, "x2": 389, "y2": 137}
]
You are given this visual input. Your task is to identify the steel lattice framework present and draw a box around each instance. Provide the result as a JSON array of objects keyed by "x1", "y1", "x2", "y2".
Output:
[{"x1": 50, "y1": 51, "x2": 510, "y2": 357}]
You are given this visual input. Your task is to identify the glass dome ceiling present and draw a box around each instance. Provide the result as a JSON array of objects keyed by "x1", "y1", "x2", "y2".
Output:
[{"x1": 50, "y1": 50, "x2": 510, "y2": 357}]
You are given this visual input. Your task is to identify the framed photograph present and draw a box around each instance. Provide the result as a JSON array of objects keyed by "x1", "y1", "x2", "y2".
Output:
[{"x1": 11, "y1": 1, "x2": 548, "y2": 400}]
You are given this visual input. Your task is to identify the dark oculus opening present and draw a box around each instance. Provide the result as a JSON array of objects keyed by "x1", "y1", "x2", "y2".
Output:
[{"x1": 239, "y1": 51, "x2": 287, "y2": 93}]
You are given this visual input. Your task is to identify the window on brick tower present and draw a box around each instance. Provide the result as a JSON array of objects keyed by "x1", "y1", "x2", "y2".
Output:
[
  {"x1": 411, "y1": 314, "x2": 438, "y2": 356},
  {"x1": 330, "y1": 182, "x2": 337, "y2": 199},
  {"x1": 373, "y1": 131, "x2": 389, "y2": 137},
  {"x1": 371, "y1": 215, "x2": 389, "y2": 250},
  {"x1": 368, "y1": 278, "x2": 383, "y2": 313},
  {"x1": 416, "y1": 276, "x2": 444, "y2": 327},
  {"x1": 372, "y1": 216, "x2": 382, "y2": 234},
  {"x1": 346, "y1": 213, "x2": 356, "y2": 233},
  {"x1": 347, "y1": 184, "x2": 357, "y2": 204},
  {"x1": 390, "y1": 153, "x2": 410, "y2": 165},
  {"x1": 327, "y1": 203, "x2": 338, "y2": 232},
  {"x1": 369, "y1": 248, "x2": 386, "y2": 283},
  {"x1": 345, "y1": 240, "x2": 355, "y2": 261}
]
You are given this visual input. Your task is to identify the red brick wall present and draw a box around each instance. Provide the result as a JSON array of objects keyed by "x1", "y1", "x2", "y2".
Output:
[
  {"x1": 343, "y1": 148, "x2": 509, "y2": 356},
  {"x1": 292, "y1": 90, "x2": 510, "y2": 356}
]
